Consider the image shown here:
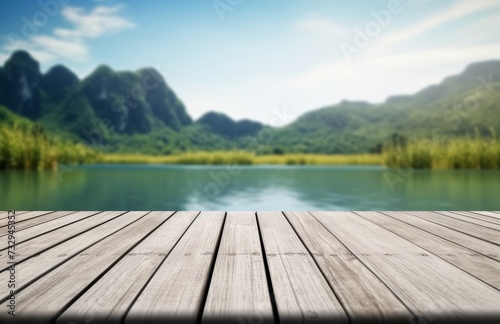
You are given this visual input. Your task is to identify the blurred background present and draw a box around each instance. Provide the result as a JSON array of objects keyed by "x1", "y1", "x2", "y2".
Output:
[{"x1": 1, "y1": 0, "x2": 500, "y2": 210}]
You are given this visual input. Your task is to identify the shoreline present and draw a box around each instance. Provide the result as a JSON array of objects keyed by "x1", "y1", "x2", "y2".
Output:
[{"x1": 96, "y1": 153, "x2": 384, "y2": 166}]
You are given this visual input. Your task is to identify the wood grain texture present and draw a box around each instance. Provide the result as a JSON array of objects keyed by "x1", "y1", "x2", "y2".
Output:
[
  {"x1": 126, "y1": 211, "x2": 225, "y2": 324},
  {"x1": 0, "y1": 211, "x2": 77, "y2": 233},
  {"x1": 0, "y1": 211, "x2": 99, "y2": 240},
  {"x1": 473, "y1": 211, "x2": 500, "y2": 220},
  {"x1": 356, "y1": 211, "x2": 500, "y2": 291},
  {"x1": 312, "y1": 211, "x2": 500, "y2": 321},
  {"x1": 451, "y1": 211, "x2": 500, "y2": 226},
  {"x1": 0, "y1": 211, "x2": 127, "y2": 270},
  {"x1": 283, "y1": 211, "x2": 411, "y2": 322},
  {"x1": 257, "y1": 211, "x2": 348, "y2": 323},
  {"x1": 0, "y1": 211, "x2": 171, "y2": 321},
  {"x1": 0, "y1": 211, "x2": 54, "y2": 227},
  {"x1": 382, "y1": 211, "x2": 500, "y2": 262},
  {"x1": 435, "y1": 211, "x2": 500, "y2": 231},
  {"x1": 203, "y1": 212, "x2": 274, "y2": 324},
  {"x1": 58, "y1": 211, "x2": 197, "y2": 323},
  {"x1": 406, "y1": 211, "x2": 500, "y2": 245},
  {"x1": 1, "y1": 211, "x2": 499, "y2": 323},
  {"x1": 0, "y1": 211, "x2": 28, "y2": 220},
  {"x1": 0, "y1": 211, "x2": 152, "y2": 301}
]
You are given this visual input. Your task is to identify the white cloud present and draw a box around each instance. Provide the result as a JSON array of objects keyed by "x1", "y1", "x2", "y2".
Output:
[
  {"x1": 287, "y1": 43, "x2": 500, "y2": 91},
  {"x1": 287, "y1": 0, "x2": 500, "y2": 93},
  {"x1": 55, "y1": 5, "x2": 136, "y2": 39},
  {"x1": 378, "y1": 0, "x2": 500, "y2": 49},
  {"x1": 3, "y1": 35, "x2": 89, "y2": 62},
  {"x1": 0, "y1": 4, "x2": 134, "y2": 65}
]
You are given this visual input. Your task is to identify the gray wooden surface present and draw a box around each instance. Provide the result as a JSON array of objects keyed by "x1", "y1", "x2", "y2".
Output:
[
  {"x1": 203, "y1": 212, "x2": 274, "y2": 323},
  {"x1": 0, "y1": 211, "x2": 499, "y2": 323}
]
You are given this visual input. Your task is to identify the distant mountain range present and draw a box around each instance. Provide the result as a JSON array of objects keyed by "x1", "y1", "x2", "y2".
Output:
[{"x1": 1, "y1": 50, "x2": 499, "y2": 154}]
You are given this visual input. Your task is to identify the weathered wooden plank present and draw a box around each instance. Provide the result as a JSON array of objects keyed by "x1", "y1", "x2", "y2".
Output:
[
  {"x1": 256, "y1": 211, "x2": 347, "y2": 323},
  {"x1": 473, "y1": 211, "x2": 500, "y2": 220},
  {"x1": 0, "y1": 211, "x2": 28, "y2": 220},
  {"x1": 0, "y1": 211, "x2": 100, "y2": 242},
  {"x1": 0, "y1": 211, "x2": 54, "y2": 227},
  {"x1": 57, "y1": 211, "x2": 197, "y2": 323},
  {"x1": 452, "y1": 211, "x2": 500, "y2": 226},
  {"x1": 405, "y1": 211, "x2": 500, "y2": 245},
  {"x1": 356, "y1": 211, "x2": 500, "y2": 291},
  {"x1": 0, "y1": 212, "x2": 154, "y2": 302},
  {"x1": 0, "y1": 211, "x2": 83, "y2": 238},
  {"x1": 283, "y1": 211, "x2": 411, "y2": 322},
  {"x1": 382, "y1": 211, "x2": 500, "y2": 262},
  {"x1": 3, "y1": 211, "x2": 78, "y2": 232},
  {"x1": 312, "y1": 211, "x2": 500, "y2": 321},
  {"x1": 126, "y1": 211, "x2": 225, "y2": 323},
  {"x1": 0, "y1": 211, "x2": 127, "y2": 270},
  {"x1": 203, "y1": 212, "x2": 274, "y2": 324},
  {"x1": 435, "y1": 211, "x2": 500, "y2": 231},
  {"x1": 0, "y1": 211, "x2": 172, "y2": 321}
]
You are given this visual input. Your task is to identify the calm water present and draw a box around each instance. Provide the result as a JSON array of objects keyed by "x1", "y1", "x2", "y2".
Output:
[{"x1": 1, "y1": 164, "x2": 499, "y2": 210}]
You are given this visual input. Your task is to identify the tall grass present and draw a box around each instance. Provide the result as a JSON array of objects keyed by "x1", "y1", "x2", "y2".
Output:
[
  {"x1": 0, "y1": 124, "x2": 98, "y2": 170},
  {"x1": 98, "y1": 151, "x2": 383, "y2": 166},
  {"x1": 4, "y1": 124, "x2": 499, "y2": 169},
  {"x1": 253, "y1": 154, "x2": 382, "y2": 165},
  {"x1": 384, "y1": 131, "x2": 500, "y2": 169}
]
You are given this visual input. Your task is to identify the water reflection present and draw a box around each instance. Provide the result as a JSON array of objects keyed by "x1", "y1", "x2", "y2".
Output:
[{"x1": 0, "y1": 165, "x2": 499, "y2": 210}]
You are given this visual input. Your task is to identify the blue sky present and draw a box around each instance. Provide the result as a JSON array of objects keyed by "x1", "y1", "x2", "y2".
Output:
[{"x1": 1, "y1": 0, "x2": 500, "y2": 124}]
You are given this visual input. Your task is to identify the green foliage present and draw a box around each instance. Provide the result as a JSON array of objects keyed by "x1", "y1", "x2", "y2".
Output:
[
  {"x1": 99, "y1": 152, "x2": 383, "y2": 166},
  {"x1": 197, "y1": 111, "x2": 263, "y2": 138},
  {"x1": 383, "y1": 130, "x2": 500, "y2": 169},
  {"x1": 267, "y1": 62, "x2": 500, "y2": 154},
  {"x1": 0, "y1": 107, "x2": 98, "y2": 170},
  {"x1": 2, "y1": 50, "x2": 500, "y2": 169},
  {"x1": 174, "y1": 151, "x2": 254, "y2": 165}
]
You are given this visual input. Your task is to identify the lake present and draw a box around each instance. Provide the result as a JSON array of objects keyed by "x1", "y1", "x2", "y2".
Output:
[{"x1": 1, "y1": 164, "x2": 499, "y2": 210}]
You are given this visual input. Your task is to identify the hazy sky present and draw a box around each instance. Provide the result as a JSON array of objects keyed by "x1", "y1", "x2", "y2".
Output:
[{"x1": 1, "y1": 0, "x2": 500, "y2": 124}]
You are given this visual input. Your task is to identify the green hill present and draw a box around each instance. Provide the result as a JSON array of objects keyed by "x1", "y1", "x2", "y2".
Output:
[
  {"x1": 0, "y1": 50, "x2": 263, "y2": 154},
  {"x1": 269, "y1": 61, "x2": 500, "y2": 154},
  {"x1": 0, "y1": 50, "x2": 499, "y2": 156}
]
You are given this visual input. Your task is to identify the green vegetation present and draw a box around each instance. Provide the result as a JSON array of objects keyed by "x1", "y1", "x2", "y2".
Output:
[
  {"x1": 384, "y1": 131, "x2": 500, "y2": 169},
  {"x1": 0, "y1": 124, "x2": 97, "y2": 170},
  {"x1": 0, "y1": 106, "x2": 98, "y2": 170},
  {"x1": 1, "y1": 50, "x2": 500, "y2": 170},
  {"x1": 261, "y1": 61, "x2": 500, "y2": 154},
  {"x1": 0, "y1": 123, "x2": 98, "y2": 170},
  {"x1": 2, "y1": 50, "x2": 500, "y2": 156},
  {"x1": 100, "y1": 151, "x2": 254, "y2": 165},
  {"x1": 254, "y1": 154, "x2": 382, "y2": 165},
  {"x1": 98, "y1": 152, "x2": 382, "y2": 166}
]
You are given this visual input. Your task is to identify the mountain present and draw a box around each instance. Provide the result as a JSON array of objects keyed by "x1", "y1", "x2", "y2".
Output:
[
  {"x1": 1, "y1": 50, "x2": 499, "y2": 155},
  {"x1": 0, "y1": 50, "x2": 262, "y2": 153},
  {"x1": 41, "y1": 65, "x2": 79, "y2": 103},
  {"x1": 0, "y1": 51, "x2": 42, "y2": 120},
  {"x1": 197, "y1": 112, "x2": 263, "y2": 138},
  {"x1": 269, "y1": 61, "x2": 500, "y2": 153}
]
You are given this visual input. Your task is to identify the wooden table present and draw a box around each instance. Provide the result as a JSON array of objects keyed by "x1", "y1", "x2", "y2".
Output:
[{"x1": 1, "y1": 210, "x2": 499, "y2": 323}]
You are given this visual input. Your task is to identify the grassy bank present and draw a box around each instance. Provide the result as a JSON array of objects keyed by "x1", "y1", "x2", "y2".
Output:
[
  {"x1": 0, "y1": 124, "x2": 98, "y2": 170},
  {"x1": 98, "y1": 151, "x2": 383, "y2": 166},
  {"x1": 2, "y1": 126, "x2": 499, "y2": 169},
  {"x1": 384, "y1": 135, "x2": 500, "y2": 169},
  {"x1": 100, "y1": 136, "x2": 500, "y2": 169}
]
